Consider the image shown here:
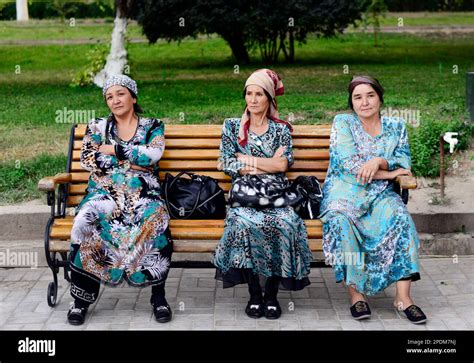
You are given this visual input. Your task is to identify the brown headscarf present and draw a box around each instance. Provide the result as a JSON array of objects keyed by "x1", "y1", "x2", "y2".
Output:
[{"x1": 238, "y1": 68, "x2": 293, "y2": 147}]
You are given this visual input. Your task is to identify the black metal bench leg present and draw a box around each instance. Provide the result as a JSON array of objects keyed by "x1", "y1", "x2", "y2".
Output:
[
  {"x1": 401, "y1": 189, "x2": 409, "y2": 205},
  {"x1": 61, "y1": 252, "x2": 71, "y2": 283},
  {"x1": 47, "y1": 271, "x2": 58, "y2": 307},
  {"x1": 45, "y1": 217, "x2": 60, "y2": 307}
]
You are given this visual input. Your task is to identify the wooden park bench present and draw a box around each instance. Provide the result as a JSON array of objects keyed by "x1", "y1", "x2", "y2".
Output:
[{"x1": 37, "y1": 123, "x2": 416, "y2": 307}]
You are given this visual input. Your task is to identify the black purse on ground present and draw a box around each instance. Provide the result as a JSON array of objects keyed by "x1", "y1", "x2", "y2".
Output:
[
  {"x1": 163, "y1": 171, "x2": 226, "y2": 219},
  {"x1": 290, "y1": 176, "x2": 323, "y2": 219}
]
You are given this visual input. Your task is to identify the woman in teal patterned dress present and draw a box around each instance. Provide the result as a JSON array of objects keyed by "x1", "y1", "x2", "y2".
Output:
[
  {"x1": 319, "y1": 76, "x2": 427, "y2": 324},
  {"x1": 67, "y1": 75, "x2": 173, "y2": 325},
  {"x1": 212, "y1": 69, "x2": 313, "y2": 320}
]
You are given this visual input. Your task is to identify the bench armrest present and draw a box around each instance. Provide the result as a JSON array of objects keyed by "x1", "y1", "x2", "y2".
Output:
[
  {"x1": 395, "y1": 175, "x2": 417, "y2": 189},
  {"x1": 38, "y1": 173, "x2": 72, "y2": 192}
]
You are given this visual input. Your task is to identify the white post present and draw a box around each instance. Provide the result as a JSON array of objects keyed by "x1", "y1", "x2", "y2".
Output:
[{"x1": 16, "y1": 0, "x2": 29, "y2": 21}]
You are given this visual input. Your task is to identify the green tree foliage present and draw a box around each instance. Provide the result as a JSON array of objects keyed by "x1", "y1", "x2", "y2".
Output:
[{"x1": 134, "y1": 0, "x2": 366, "y2": 64}]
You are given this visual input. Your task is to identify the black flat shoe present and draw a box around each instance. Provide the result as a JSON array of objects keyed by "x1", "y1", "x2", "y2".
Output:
[
  {"x1": 245, "y1": 301, "x2": 264, "y2": 319},
  {"x1": 153, "y1": 303, "x2": 173, "y2": 323},
  {"x1": 264, "y1": 300, "x2": 282, "y2": 320},
  {"x1": 396, "y1": 304, "x2": 427, "y2": 324},
  {"x1": 67, "y1": 303, "x2": 88, "y2": 326},
  {"x1": 350, "y1": 301, "x2": 371, "y2": 320}
]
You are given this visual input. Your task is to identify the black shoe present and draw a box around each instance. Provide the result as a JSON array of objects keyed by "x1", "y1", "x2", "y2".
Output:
[
  {"x1": 350, "y1": 301, "x2": 371, "y2": 320},
  {"x1": 396, "y1": 304, "x2": 427, "y2": 324},
  {"x1": 263, "y1": 300, "x2": 282, "y2": 320},
  {"x1": 153, "y1": 303, "x2": 172, "y2": 323},
  {"x1": 67, "y1": 303, "x2": 88, "y2": 326},
  {"x1": 245, "y1": 301, "x2": 264, "y2": 319}
]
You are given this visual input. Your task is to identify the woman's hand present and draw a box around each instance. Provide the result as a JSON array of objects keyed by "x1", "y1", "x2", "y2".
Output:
[
  {"x1": 236, "y1": 152, "x2": 255, "y2": 166},
  {"x1": 391, "y1": 168, "x2": 413, "y2": 179},
  {"x1": 130, "y1": 164, "x2": 154, "y2": 173},
  {"x1": 98, "y1": 145, "x2": 115, "y2": 155},
  {"x1": 357, "y1": 157, "x2": 384, "y2": 184},
  {"x1": 239, "y1": 167, "x2": 265, "y2": 175},
  {"x1": 273, "y1": 146, "x2": 286, "y2": 158}
]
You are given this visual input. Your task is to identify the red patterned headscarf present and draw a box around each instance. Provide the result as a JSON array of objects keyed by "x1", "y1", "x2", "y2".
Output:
[{"x1": 238, "y1": 68, "x2": 293, "y2": 147}]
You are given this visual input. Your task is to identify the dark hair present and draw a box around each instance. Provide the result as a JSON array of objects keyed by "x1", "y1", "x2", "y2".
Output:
[
  {"x1": 348, "y1": 75, "x2": 384, "y2": 111},
  {"x1": 128, "y1": 89, "x2": 144, "y2": 114}
]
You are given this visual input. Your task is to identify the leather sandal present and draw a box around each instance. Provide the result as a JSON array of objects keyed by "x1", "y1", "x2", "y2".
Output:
[
  {"x1": 153, "y1": 303, "x2": 173, "y2": 323},
  {"x1": 350, "y1": 300, "x2": 371, "y2": 320},
  {"x1": 264, "y1": 300, "x2": 282, "y2": 320},
  {"x1": 394, "y1": 303, "x2": 427, "y2": 324},
  {"x1": 245, "y1": 301, "x2": 264, "y2": 319},
  {"x1": 67, "y1": 303, "x2": 88, "y2": 326}
]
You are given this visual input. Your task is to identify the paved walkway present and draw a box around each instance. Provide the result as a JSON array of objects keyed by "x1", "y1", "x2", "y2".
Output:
[{"x1": 0, "y1": 257, "x2": 472, "y2": 331}]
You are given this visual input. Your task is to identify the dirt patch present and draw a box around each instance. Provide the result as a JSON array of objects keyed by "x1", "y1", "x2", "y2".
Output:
[{"x1": 408, "y1": 140, "x2": 474, "y2": 214}]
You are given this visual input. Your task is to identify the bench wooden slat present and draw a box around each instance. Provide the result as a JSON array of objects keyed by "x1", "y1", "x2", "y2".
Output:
[
  {"x1": 172, "y1": 240, "x2": 323, "y2": 253},
  {"x1": 70, "y1": 171, "x2": 327, "y2": 184},
  {"x1": 68, "y1": 182, "x2": 233, "y2": 195},
  {"x1": 70, "y1": 160, "x2": 329, "y2": 172},
  {"x1": 74, "y1": 138, "x2": 330, "y2": 150},
  {"x1": 72, "y1": 149, "x2": 330, "y2": 161},
  {"x1": 53, "y1": 217, "x2": 322, "y2": 228},
  {"x1": 50, "y1": 239, "x2": 322, "y2": 253},
  {"x1": 50, "y1": 223, "x2": 322, "y2": 240},
  {"x1": 74, "y1": 124, "x2": 331, "y2": 139}
]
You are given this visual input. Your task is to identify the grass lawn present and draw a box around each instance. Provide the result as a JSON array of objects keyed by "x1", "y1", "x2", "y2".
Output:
[
  {"x1": 0, "y1": 18, "x2": 473, "y2": 204},
  {"x1": 379, "y1": 12, "x2": 474, "y2": 26}
]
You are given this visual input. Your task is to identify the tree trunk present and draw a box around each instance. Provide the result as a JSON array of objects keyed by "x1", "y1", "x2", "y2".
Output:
[
  {"x1": 288, "y1": 30, "x2": 295, "y2": 63},
  {"x1": 16, "y1": 0, "x2": 29, "y2": 21},
  {"x1": 94, "y1": 7, "x2": 128, "y2": 87},
  {"x1": 223, "y1": 35, "x2": 250, "y2": 64},
  {"x1": 279, "y1": 32, "x2": 289, "y2": 61}
]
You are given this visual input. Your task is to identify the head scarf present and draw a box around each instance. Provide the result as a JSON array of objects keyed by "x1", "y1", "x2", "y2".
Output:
[
  {"x1": 102, "y1": 74, "x2": 138, "y2": 97},
  {"x1": 348, "y1": 75, "x2": 384, "y2": 109},
  {"x1": 238, "y1": 68, "x2": 292, "y2": 147}
]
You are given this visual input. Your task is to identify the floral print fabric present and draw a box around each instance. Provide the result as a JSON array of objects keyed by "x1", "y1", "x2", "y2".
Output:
[
  {"x1": 319, "y1": 113, "x2": 420, "y2": 295},
  {"x1": 69, "y1": 116, "x2": 172, "y2": 287}
]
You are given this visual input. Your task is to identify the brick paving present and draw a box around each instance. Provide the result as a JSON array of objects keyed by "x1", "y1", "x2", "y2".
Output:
[{"x1": 0, "y1": 257, "x2": 472, "y2": 330}]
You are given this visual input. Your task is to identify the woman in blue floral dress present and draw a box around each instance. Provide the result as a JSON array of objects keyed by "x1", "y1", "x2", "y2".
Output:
[
  {"x1": 212, "y1": 69, "x2": 313, "y2": 320},
  {"x1": 67, "y1": 75, "x2": 173, "y2": 325},
  {"x1": 319, "y1": 75, "x2": 427, "y2": 324}
]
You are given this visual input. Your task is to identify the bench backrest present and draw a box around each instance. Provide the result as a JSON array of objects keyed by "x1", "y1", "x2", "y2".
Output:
[{"x1": 67, "y1": 124, "x2": 331, "y2": 208}]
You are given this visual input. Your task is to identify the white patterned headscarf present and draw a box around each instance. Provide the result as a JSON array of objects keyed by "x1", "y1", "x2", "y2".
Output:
[{"x1": 102, "y1": 74, "x2": 138, "y2": 97}]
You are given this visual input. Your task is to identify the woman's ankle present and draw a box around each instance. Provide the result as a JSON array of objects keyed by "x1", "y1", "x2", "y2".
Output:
[
  {"x1": 394, "y1": 295, "x2": 414, "y2": 310},
  {"x1": 348, "y1": 289, "x2": 366, "y2": 305}
]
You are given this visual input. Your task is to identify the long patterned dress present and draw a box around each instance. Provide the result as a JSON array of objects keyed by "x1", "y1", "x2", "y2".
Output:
[
  {"x1": 212, "y1": 118, "x2": 313, "y2": 290},
  {"x1": 319, "y1": 113, "x2": 421, "y2": 296},
  {"x1": 69, "y1": 116, "x2": 172, "y2": 287}
]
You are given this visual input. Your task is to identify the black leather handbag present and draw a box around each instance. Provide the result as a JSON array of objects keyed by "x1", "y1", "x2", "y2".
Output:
[
  {"x1": 163, "y1": 171, "x2": 226, "y2": 219},
  {"x1": 290, "y1": 176, "x2": 323, "y2": 219},
  {"x1": 228, "y1": 174, "x2": 302, "y2": 209}
]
